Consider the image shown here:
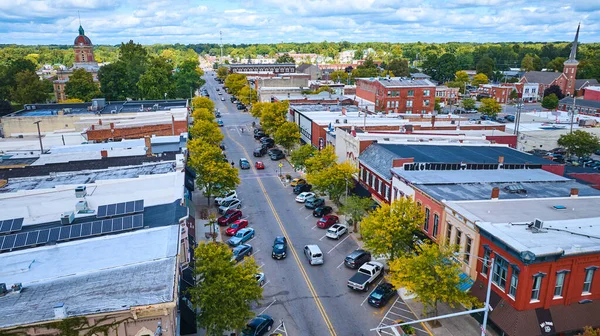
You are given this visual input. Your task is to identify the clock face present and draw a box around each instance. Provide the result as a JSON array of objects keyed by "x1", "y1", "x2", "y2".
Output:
[{"x1": 79, "y1": 42, "x2": 83, "y2": 46}]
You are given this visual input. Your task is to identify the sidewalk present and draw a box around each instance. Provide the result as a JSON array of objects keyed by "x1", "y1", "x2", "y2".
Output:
[{"x1": 347, "y1": 232, "x2": 494, "y2": 336}]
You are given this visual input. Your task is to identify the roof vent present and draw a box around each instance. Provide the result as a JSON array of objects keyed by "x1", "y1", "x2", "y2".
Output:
[
  {"x1": 504, "y1": 184, "x2": 527, "y2": 194},
  {"x1": 11, "y1": 283, "x2": 22, "y2": 293},
  {"x1": 76, "y1": 201, "x2": 89, "y2": 212},
  {"x1": 530, "y1": 218, "x2": 544, "y2": 232},
  {"x1": 61, "y1": 212, "x2": 75, "y2": 225},
  {"x1": 75, "y1": 186, "x2": 86, "y2": 198},
  {"x1": 54, "y1": 303, "x2": 67, "y2": 319}
]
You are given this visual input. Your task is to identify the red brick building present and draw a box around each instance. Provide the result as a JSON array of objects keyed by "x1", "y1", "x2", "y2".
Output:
[
  {"x1": 355, "y1": 77, "x2": 436, "y2": 114},
  {"x1": 477, "y1": 83, "x2": 521, "y2": 104},
  {"x1": 583, "y1": 86, "x2": 600, "y2": 101},
  {"x1": 85, "y1": 116, "x2": 187, "y2": 142},
  {"x1": 435, "y1": 86, "x2": 460, "y2": 106}
]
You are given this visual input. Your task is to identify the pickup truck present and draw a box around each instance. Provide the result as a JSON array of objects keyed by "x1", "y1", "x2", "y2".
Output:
[{"x1": 347, "y1": 261, "x2": 384, "y2": 291}]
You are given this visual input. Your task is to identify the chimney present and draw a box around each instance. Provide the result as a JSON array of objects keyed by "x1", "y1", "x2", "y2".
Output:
[
  {"x1": 54, "y1": 303, "x2": 67, "y2": 319},
  {"x1": 498, "y1": 156, "x2": 504, "y2": 164},
  {"x1": 98, "y1": 119, "x2": 102, "y2": 126},
  {"x1": 144, "y1": 136, "x2": 152, "y2": 157},
  {"x1": 431, "y1": 115, "x2": 436, "y2": 127},
  {"x1": 90, "y1": 125, "x2": 95, "y2": 130},
  {"x1": 404, "y1": 124, "x2": 413, "y2": 134},
  {"x1": 171, "y1": 115, "x2": 175, "y2": 135},
  {"x1": 100, "y1": 150, "x2": 108, "y2": 158},
  {"x1": 491, "y1": 187, "x2": 500, "y2": 200},
  {"x1": 570, "y1": 188, "x2": 579, "y2": 198},
  {"x1": 109, "y1": 123, "x2": 114, "y2": 130}
]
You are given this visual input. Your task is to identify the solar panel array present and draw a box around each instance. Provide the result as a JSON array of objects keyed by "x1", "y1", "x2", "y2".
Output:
[
  {"x1": 97, "y1": 200, "x2": 144, "y2": 218},
  {"x1": 0, "y1": 218, "x2": 24, "y2": 234},
  {"x1": 0, "y1": 214, "x2": 143, "y2": 252}
]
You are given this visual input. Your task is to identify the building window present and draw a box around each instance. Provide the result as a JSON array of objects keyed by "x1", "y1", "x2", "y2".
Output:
[
  {"x1": 424, "y1": 89, "x2": 430, "y2": 97},
  {"x1": 446, "y1": 224, "x2": 452, "y2": 245},
  {"x1": 554, "y1": 272, "x2": 566, "y2": 297},
  {"x1": 408, "y1": 90, "x2": 414, "y2": 97},
  {"x1": 406, "y1": 100, "x2": 413, "y2": 107},
  {"x1": 583, "y1": 267, "x2": 597, "y2": 294},
  {"x1": 531, "y1": 275, "x2": 543, "y2": 301},
  {"x1": 377, "y1": 180, "x2": 382, "y2": 194},
  {"x1": 492, "y1": 257, "x2": 508, "y2": 290},
  {"x1": 424, "y1": 208, "x2": 430, "y2": 231},
  {"x1": 509, "y1": 269, "x2": 519, "y2": 298},
  {"x1": 455, "y1": 230, "x2": 462, "y2": 247},
  {"x1": 463, "y1": 236, "x2": 472, "y2": 262},
  {"x1": 387, "y1": 90, "x2": 391, "y2": 97},
  {"x1": 433, "y1": 214, "x2": 439, "y2": 238},
  {"x1": 386, "y1": 185, "x2": 391, "y2": 200},
  {"x1": 424, "y1": 99, "x2": 430, "y2": 107},
  {"x1": 481, "y1": 249, "x2": 491, "y2": 276}
]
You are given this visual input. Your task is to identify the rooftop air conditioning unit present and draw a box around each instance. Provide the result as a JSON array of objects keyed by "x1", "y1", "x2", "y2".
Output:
[
  {"x1": 76, "y1": 201, "x2": 89, "y2": 212},
  {"x1": 61, "y1": 211, "x2": 75, "y2": 225},
  {"x1": 343, "y1": 119, "x2": 347, "y2": 123},
  {"x1": 335, "y1": 119, "x2": 340, "y2": 123},
  {"x1": 533, "y1": 218, "x2": 544, "y2": 230},
  {"x1": 75, "y1": 186, "x2": 86, "y2": 198}
]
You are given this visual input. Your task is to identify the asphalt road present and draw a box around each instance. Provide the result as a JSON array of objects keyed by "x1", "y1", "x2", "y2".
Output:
[{"x1": 202, "y1": 72, "x2": 430, "y2": 336}]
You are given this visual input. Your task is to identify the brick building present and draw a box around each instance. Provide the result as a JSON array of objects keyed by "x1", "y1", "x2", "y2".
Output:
[
  {"x1": 435, "y1": 86, "x2": 460, "y2": 106},
  {"x1": 477, "y1": 83, "x2": 521, "y2": 104},
  {"x1": 355, "y1": 77, "x2": 436, "y2": 114},
  {"x1": 228, "y1": 63, "x2": 296, "y2": 74},
  {"x1": 85, "y1": 116, "x2": 188, "y2": 142},
  {"x1": 583, "y1": 86, "x2": 600, "y2": 101}
]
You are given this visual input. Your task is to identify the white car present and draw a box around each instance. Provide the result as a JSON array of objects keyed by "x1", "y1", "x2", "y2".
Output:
[
  {"x1": 215, "y1": 190, "x2": 237, "y2": 205},
  {"x1": 220, "y1": 97, "x2": 225, "y2": 101},
  {"x1": 255, "y1": 272, "x2": 266, "y2": 286},
  {"x1": 326, "y1": 224, "x2": 348, "y2": 239},
  {"x1": 295, "y1": 192, "x2": 316, "y2": 203},
  {"x1": 219, "y1": 198, "x2": 242, "y2": 214}
]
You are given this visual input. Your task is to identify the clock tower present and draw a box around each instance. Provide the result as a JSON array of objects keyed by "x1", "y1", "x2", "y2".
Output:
[{"x1": 73, "y1": 25, "x2": 96, "y2": 65}]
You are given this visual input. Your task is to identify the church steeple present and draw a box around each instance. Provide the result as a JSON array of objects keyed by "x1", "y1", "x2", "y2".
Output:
[
  {"x1": 563, "y1": 23, "x2": 581, "y2": 97},
  {"x1": 565, "y1": 23, "x2": 580, "y2": 65},
  {"x1": 78, "y1": 25, "x2": 85, "y2": 36}
]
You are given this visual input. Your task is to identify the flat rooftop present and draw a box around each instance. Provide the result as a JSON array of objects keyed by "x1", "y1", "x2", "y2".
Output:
[
  {"x1": 357, "y1": 77, "x2": 436, "y2": 88},
  {"x1": 8, "y1": 100, "x2": 187, "y2": 117},
  {"x1": 0, "y1": 225, "x2": 179, "y2": 328},
  {"x1": 272, "y1": 91, "x2": 350, "y2": 101},
  {"x1": 392, "y1": 168, "x2": 567, "y2": 185}
]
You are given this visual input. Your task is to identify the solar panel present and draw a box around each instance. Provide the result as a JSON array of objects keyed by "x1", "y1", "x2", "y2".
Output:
[
  {"x1": 81, "y1": 222, "x2": 92, "y2": 236},
  {"x1": 0, "y1": 237, "x2": 4, "y2": 250},
  {"x1": 97, "y1": 205, "x2": 107, "y2": 218},
  {"x1": 2, "y1": 235, "x2": 15, "y2": 250},
  {"x1": 134, "y1": 200, "x2": 144, "y2": 212},
  {"x1": 0, "y1": 218, "x2": 24, "y2": 234},
  {"x1": 13, "y1": 233, "x2": 27, "y2": 248},
  {"x1": 132, "y1": 214, "x2": 144, "y2": 229},
  {"x1": 102, "y1": 220, "x2": 112, "y2": 233},
  {"x1": 70, "y1": 224, "x2": 82, "y2": 239},
  {"x1": 106, "y1": 204, "x2": 116, "y2": 217},
  {"x1": 123, "y1": 216, "x2": 133, "y2": 230},
  {"x1": 48, "y1": 228, "x2": 60, "y2": 242},
  {"x1": 11, "y1": 218, "x2": 24, "y2": 231},
  {"x1": 37, "y1": 229, "x2": 50, "y2": 244},
  {"x1": 125, "y1": 201, "x2": 135, "y2": 213},
  {"x1": 92, "y1": 221, "x2": 102, "y2": 235},
  {"x1": 116, "y1": 202, "x2": 126, "y2": 215},
  {"x1": 96, "y1": 200, "x2": 144, "y2": 218},
  {"x1": 113, "y1": 217, "x2": 123, "y2": 231},
  {"x1": 0, "y1": 220, "x2": 12, "y2": 233},
  {"x1": 58, "y1": 227, "x2": 71, "y2": 241},
  {"x1": 25, "y1": 231, "x2": 38, "y2": 246}
]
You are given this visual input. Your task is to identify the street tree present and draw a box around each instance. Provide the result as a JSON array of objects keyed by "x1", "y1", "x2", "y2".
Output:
[
  {"x1": 479, "y1": 98, "x2": 502, "y2": 118},
  {"x1": 0, "y1": 58, "x2": 37, "y2": 100},
  {"x1": 547, "y1": 57, "x2": 566, "y2": 72},
  {"x1": 307, "y1": 161, "x2": 357, "y2": 206},
  {"x1": 471, "y1": 73, "x2": 489, "y2": 86},
  {"x1": 455, "y1": 70, "x2": 469, "y2": 83},
  {"x1": 98, "y1": 62, "x2": 129, "y2": 100},
  {"x1": 192, "y1": 107, "x2": 215, "y2": 122},
  {"x1": 274, "y1": 121, "x2": 301, "y2": 154},
  {"x1": 224, "y1": 73, "x2": 247, "y2": 96},
  {"x1": 305, "y1": 145, "x2": 336, "y2": 174},
  {"x1": 190, "y1": 241, "x2": 262, "y2": 336},
  {"x1": 250, "y1": 101, "x2": 269, "y2": 119},
  {"x1": 174, "y1": 59, "x2": 205, "y2": 99},
  {"x1": 557, "y1": 130, "x2": 600, "y2": 158},
  {"x1": 259, "y1": 101, "x2": 288, "y2": 135},
  {"x1": 276, "y1": 53, "x2": 295, "y2": 63},
  {"x1": 543, "y1": 84, "x2": 564, "y2": 99},
  {"x1": 190, "y1": 119, "x2": 224, "y2": 145},
  {"x1": 436, "y1": 53, "x2": 458, "y2": 83},
  {"x1": 192, "y1": 96, "x2": 215, "y2": 112},
  {"x1": 461, "y1": 98, "x2": 476, "y2": 111},
  {"x1": 340, "y1": 195, "x2": 373, "y2": 232},
  {"x1": 388, "y1": 242, "x2": 480, "y2": 317},
  {"x1": 579, "y1": 326, "x2": 600, "y2": 336},
  {"x1": 65, "y1": 68, "x2": 101, "y2": 102},
  {"x1": 290, "y1": 144, "x2": 317, "y2": 171},
  {"x1": 509, "y1": 89, "x2": 519, "y2": 101},
  {"x1": 360, "y1": 198, "x2": 424, "y2": 261},
  {"x1": 137, "y1": 56, "x2": 175, "y2": 100},
  {"x1": 238, "y1": 85, "x2": 258, "y2": 105},
  {"x1": 541, "y1": 93, "x2": 559, "y2": 110},
  {"x1": 434, "y1": 97, "x2": 442, "y2": 113},
  {"x1": 217, "y1": 66, "x2": 229, "y2": 80},
  {"x1": 11, "y1": 70, "x2": 48, "y2": 104}
]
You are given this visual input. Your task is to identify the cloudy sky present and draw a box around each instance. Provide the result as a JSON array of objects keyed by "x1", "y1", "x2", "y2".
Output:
[{"x1": 0, "y1": 0, "x2": 598, "y2": 45}]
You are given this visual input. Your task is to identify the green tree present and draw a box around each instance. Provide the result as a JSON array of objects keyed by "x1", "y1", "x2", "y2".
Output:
[
  {"x1": 388, "y1": 242, "x2": 479, "y2": 317},
  {"x1": 0, "y1": 58, "x2": 37, "y2": 100},
  {"x1": 434, "y1": 97, "x2": 442, "y2": 112},
  {"x1": 259, "y1": 101, "x2": 288, "y2": 135},
  {"x1": 118, "y1": 40, "x2": 149, "y2": 99},
  {"x1": 217, "y1": 66, "x2": 229, "y2": 80},
  {"x1": 557, "y1": 130, "x2": 600, "y2": 158},
  {"x1": 521, "y1": 54, "x2": 535, "y2": 71},
  {"x1": 224, "y1": 73, "x2": 247, "y2": 96},
  {"x1": 578, "y1": 326, "x2": 600, "y2": 336},
  {"x1": 274, "y1": 121, "x2": 300, "y2": 153},
  {"x1": 541, "y1": 93, "x2": 559, "y2": 110},
  {"x1": 436, "y1": 53, "x2": 458, "y2": 83},
  {"x1": 330, "y1": 70, "x2": 348, "y2": 83},
  {"x1": 290, "y1": 144, "x2": 316, "y2": 171},
  {"x1": 386, "y1": 59, "x2": 409, "y2": 77},
  {"x1": 471, "y1": 73, "x2": 489, "y2": 86},
  {"x1": 137, "y1": 57, "x2": 175, "y2": 100},
  {"x1": 0, "y1": 99, "x2": 13, "y2": 116},
  {"x1": 305, "y1": 145, "x2": 336, "y2": 174},
  {"x1": 360, "y1": 198, "x2": 424, "y2": 261},
  {"x1": 98, "y1": 62, "x2": 129, "y2": 100},
  {"x1": 546, "y1": 57, "x2": 566, "y2": 72},
  {"x1": 509, "y1": 89, "x2": 519, "y2": 100},
  {"x1": 461, "y1": 98, "x2": 476, "y2": 111},
  {"x1": 543, "y1": 84, "x2": 564, "y2": 99},
  {"x1": 11, "y1": 70, "x2": 48, "y2": 104},
  {"x1": 192, "y1": 107, "x2": 215, "y2": 122},
  {"x1": 307, "y1": 161, "x2": 357, "y2": 206},
  {"x1": 174, "y1": 59, "x2": 205, "y2": 99},
  {"x1": 190, "y1": 241, "x2": 262, "y2": 336},
  {"x1": 64, "y1": 68, "x2": 101, "y2": 101},
  {"x1": 190, "y1": 119, "x2": 224, "y2": 145},
  {"x1": 276, "y1": 53, "x2": 295, "y2": 63},
  {"x1": 476, "y1": 55, "x2": 495, "y2": 79},
  {"x1": 250, "y1": 101, "x2": 269, "y2": 119},
  {"x1": 340, "y1": 195, "x2": 373, "y2": 232},
  {"x1": 192, "y1": 96, "x2": 215, "y2": 112},
  {"x1": 479, "y1": 98, "x2": 502, "y2": 117},
  {"x1": 238, "y1": 85, "x2": 258, "y2": 105},
  {"x1": 455, "y1": 70, "x2": 469, "y2": 83}
]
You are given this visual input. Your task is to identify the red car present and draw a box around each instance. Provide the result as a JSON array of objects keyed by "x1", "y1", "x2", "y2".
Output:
[
  {"x1": 317, "y1": 215, "x2": 339, "y2": 229},
  {"x1": 217, "y1": 209, "x2": 242, "y2": 226},
  {"x1": 255, "y1": 161, "x2": 265, "y2": 169},
  {"x1": 226, "y1": 219, "x2": 249, "y2": 236}
]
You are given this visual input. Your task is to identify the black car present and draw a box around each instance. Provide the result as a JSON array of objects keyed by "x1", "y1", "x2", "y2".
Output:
[
  {"x1": 293, "y1": 183, "x2": 312, "y2": 195},
  {"x1": 230, "y1": 96, "x2": 236, "y2": 103},
  {"x1": 260, "y1": 138, "x2": 275, "y2": 148},
  {"x1": 237, "y1": 104, "x2": 246, "y2": 110},
  {"x1": 254, "y1": 127, "x2": 263, "y2": 135},
  {"x1": 268, "y1": 148, "x2": 282, "y2": 156},
  {"x1": 242, "y1": 314, "x2": 274, "y2": 336},
  {"x1": 270, "y1": 151, "x2": 285, "y2": 160},
  {"x1": 272, "y1": 236, "x2": 288, "y2": 259},
  {"x1": 368, "y1": 283, "x2": 396, "y2": 308},
  {"x1": 344, "y1": 249, "x2": 372, "y2": 269},
  {"x1": 254, "y1": 131, "x2": 266, "y2": 140},
  {"x1": 312, "y1": 205, "x2": 333, "y2": 217},
  {"x1": 215, "y1": 111, "x2": 221, "y2": 118},
  {"x1": 254, "y1": 147, "x2": 267, "y2": 157}
]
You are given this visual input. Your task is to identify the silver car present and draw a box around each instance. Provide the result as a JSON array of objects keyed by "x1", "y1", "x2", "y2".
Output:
[{"x1": 219, "y1": 198, "x2": 242, "y2": 214}]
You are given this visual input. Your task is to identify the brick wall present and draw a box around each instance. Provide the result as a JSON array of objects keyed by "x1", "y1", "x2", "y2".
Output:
[{"x1": 86, "y1": 120, "x2": 187, "y2": 142}]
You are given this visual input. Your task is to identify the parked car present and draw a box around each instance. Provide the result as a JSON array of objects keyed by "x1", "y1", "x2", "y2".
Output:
[
  {"x1": 215, "y1": 111, "x2": 222, "y2": 118},
  {"x1": 219, "y1": 142, "x2": 225, "y2": 150},
  {"x1": 255, "y1": 272, "x2": 266, "y2": 287},
  {"x1": 326, "y1": 224, "x2": 347, "y2": 239},
  {"x1": 260, "y1": 137, "x2": 275, "y2": 148},
  {"x1": 254, "y1": 131, "x2": 266, "y2": 140},
  {"x1": 227, "y1": 228, "x2": 255, "y2": 246},
  {"x1": 217, "y1": 209, "x2": 242, "y2": 226},
  {"x1": 313, "y1": 205, "x2": 333, "y2": 217},
  {"x1": 237, "y1": 104, "x2": 246, "y2": 110},
  {"x1": 215, "y1": 190, "x2": 237, "y2": 205},
  {"x1": 272, "y1": 236, "x2": 288, "y2": 259},
  {"x1": 241, "y1": 314, "x2": 274, "y2": 336},
  {"x1": 317, "y1": 215, "x2": 339, "y2": 229},
  {"x1": 304, "y1": 244, "x2": 324, "y2": 265},
  {"x1": 216, "y1": 88, "x2": 220, "y2": 91},
  {"x1": 239, "y1": 158, "x2": 251, "y2": 170},
  {"x1": 231, "y1": 244, "x2": 253, "y2": 263},
  {"x1": 268, "y1": 148, "x2": 282, "y2": 156},
  {"x1": 293, "y1": 183, "x2": 312, "y2": 195},
  {"x1": 496, "y1": 117, "x2": 508, "y2": 123},
  {"x1": 219, "y1": 198, "x2": 242, "y2": 214},
  {"x1": 254, "y1": 147, "x2": 267, "y2": 157},
  {"x1": 505, "y1": 115, "x2": 515, "y2": 122},
  {"x1": 220, "y1": 96, "x2": 225, "y2": 101},
  {"x1": 347, "y1": 261, "x2": 384, "y2": 291},
  {"x1": 225, "y1": 219, "x2": 249, "y2": 236},
  {"x1": 254, "y1": 127, "x2": 263, "y2": 134},
  {"x1": 295, "y1": 192, "x2": 316, "y2": 203},
  {"x1": 368, "y1": 283, "x2": 396, "y2": 307},
  {"x1": 344, "y1": 249, "x2": 372, "y2": 269},
  {"x1": 270, "y1": 151, "x2": 285, "y2": 160},
  {"x1": 305, "y1": 197, "x2": 325, "y2": 209},
  {"x1": 217, "y1": 119, "x2": 224, "y2": 127},
  {"x1": 290, "y1": 178, "x2": 307, "y2": 187},
  {"x1": 255, "y1": 161, "x2": 265, "y2": 169}
]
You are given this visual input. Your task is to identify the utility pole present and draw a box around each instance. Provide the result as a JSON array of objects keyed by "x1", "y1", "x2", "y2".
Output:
[
  {"x1": 570, "y1": 94, "x2": 577, "y2": 133},
  {"x1": 33, "y1": 121, "x2": 44, "y2": 154}
]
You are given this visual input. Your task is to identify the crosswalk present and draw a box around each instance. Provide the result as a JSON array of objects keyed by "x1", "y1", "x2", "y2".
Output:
[{"x1": 376, "y1": 297, "x2": 429, "y2": 336}]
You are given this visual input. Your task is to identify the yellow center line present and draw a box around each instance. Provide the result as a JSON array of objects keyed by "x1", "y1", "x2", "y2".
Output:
[{"x1": 225, "y1": 128, "x2": 337, "y2": 336}]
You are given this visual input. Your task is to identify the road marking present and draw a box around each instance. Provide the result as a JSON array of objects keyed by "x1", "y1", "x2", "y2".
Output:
[
  {"x1": 311, "y1": 225, "x2": 318, "y2": 230},
  {"x1": 259, "y1": 299, "x2": 277, "y2": 315},
  {"x1": 261, "y1": 280, "x2": 270, "y2": 288},
  {"x1": 247, "y1": 237, "x2": 255, "y2": 243},
  {"x1": 327, "y1": 234, "x2": 351, "y2": 254},
  {"x1": 251, "y1": 249, "x2": 261, "y2": 256},
  {"x1": 225, "y1": 128, "x2": 337, "y2": 336},
  {"x1": 298, "y1": 205, "x2": 305, "y2": 210},
  {"x1": 337, "y1": 260, "x2": 345, "y2": 269},
  {"x1": 361, "y1": 278, "x2": 384, "y2": 306},
  {"x1": 305, "y1": 214, "x2": 313, "y2": 220},
  {"x1": 258, "y1": 262, "x2": 265, "y2": 269},
  {"x1": 319, "y1": 234, "x2": 328, "y2": 241}
]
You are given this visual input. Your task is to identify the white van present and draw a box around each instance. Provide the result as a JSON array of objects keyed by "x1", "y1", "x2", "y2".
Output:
[{"x1": 304, "y1": 245, "x2": 324, "y2": 265}]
